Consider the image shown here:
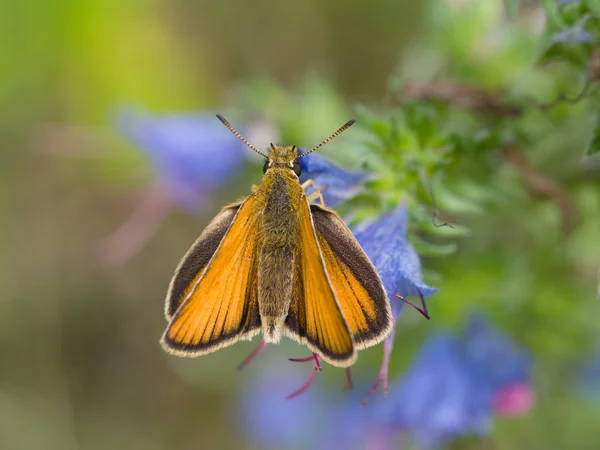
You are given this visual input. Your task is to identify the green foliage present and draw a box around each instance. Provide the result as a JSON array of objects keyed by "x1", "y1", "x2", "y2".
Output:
[
  {"x1": 586, "y1": 113, "x2": 600, "y2": 155},
  {"x1": 235, "y1": 3, "x2": 600, "y2": 383},
  {"x1": 4, "y1": 0, "x2": 600, "y2": 449}
]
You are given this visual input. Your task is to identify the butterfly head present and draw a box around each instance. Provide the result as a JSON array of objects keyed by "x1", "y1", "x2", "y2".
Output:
[{"x1": 263, "y1": 144, "x2": 301, "y2": 175}]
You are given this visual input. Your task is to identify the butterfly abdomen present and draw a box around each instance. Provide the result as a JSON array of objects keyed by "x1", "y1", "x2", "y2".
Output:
[{"x1": 257, "y1": 169, "x2": 303, "y2": 342}]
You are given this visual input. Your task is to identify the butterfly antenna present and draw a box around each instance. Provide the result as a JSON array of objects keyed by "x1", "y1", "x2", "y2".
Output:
[
  {"x1": 297, "y1": 119, "x2": 356, "y2": 159},
  {"x1": 216, "y1": 114, "x2": 269, "y2": 159}
]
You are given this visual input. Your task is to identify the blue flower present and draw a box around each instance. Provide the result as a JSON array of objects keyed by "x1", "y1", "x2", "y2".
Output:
[
  {"x1": 371, "y1": 316, "x2": 534, "y2": 448},
  {"x1": 575, "y1": 349, "x2": 600, "y2": 402},
  {"x1": 551, "y1": 27, "x2": 594, "y2": 45},
  {"x1": 317, "y1": 388, "x2": 396, "y2": 450},
  {"x1": 461, "y1": 314, "x2": 535, "y2": 417},
  {"x1": 352, "y1": 201, "x2": 438, "y2": 399},
  {"x1": 353, "y1": 201, "x2": 438, "y2": 321},
  {"x1": 237, "y1": 366, "x2": 325, "y2": 449},
  {"x1": 352, "y1": 200, "x2": 436, "y2": 380},
  {"x1": 297, "y1": 152, "x2": 370, "y2": 208},
  {"x1": 460, "y1": 312, "x2": 535, "y2": 416},
  {"x1": 237, "y1": 317, "x2": 533, "y2": 450},
  {"x1": 557, "y1": 0, "x2": 584, "y2": 6},
  {"x1": 460, "y1": 313, "x2": 532, "y2": 392},
  {"x1": 382, "y1": 333, "x2": 492, "y2": 449},
  {"x1": 99, "y1": 109, "x2": 249, "y2": 265},
  {"x1": 317, "y1": 394, "x2": 375, "y2": 450},
  {"x1": 117, "y1": 108, "x2": 247, "y2": 211}
]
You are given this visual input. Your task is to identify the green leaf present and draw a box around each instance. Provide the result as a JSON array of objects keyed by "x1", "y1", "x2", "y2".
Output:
[
  {"x1": 585, "y1": 114, "x2": 600, "y2": 156},
  {"x1": 410, "y1": 235, "x2": 458, "y2": 257},
  {"x1": 454, "y1": 180, "x2": 498, "y2": 205},
  {"x1": 355, "y1": 104, "x2": 389, "y2": 137},
  {"x1": 434, "y1": 188, "x2": 484, "y2": 215},
  {"x1": 588, "y1": 0, "x2": 600, "y2": 17},
  {"x1": 541, "y1": 0, "x2": 568, "y2": 29}
]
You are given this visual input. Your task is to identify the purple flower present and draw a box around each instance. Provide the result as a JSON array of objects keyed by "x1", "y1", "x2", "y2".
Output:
[
  {"x1": 117, "y1": 109, "x2": 247, "y2": 211},
  {"x1": 353, "y1": 201, "x2": 437, "y2": 399},
  {"x1": 297, "y1": 152, "x2": 370, "y2": 208}
]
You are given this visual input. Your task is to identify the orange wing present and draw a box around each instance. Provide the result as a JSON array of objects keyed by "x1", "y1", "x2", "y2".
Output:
[
  {"x1": 310, "y1": 205, "x2": 392, "y2": 349},
  {"x1": 284, "y1": 198, "x2": 356, "y2": 367},
  {"x1": 161, "y1": 196, "x2": 261, "y2": 356},
  {"x1": 165, "y1": 202, "x2": 242, "y2": 320}
]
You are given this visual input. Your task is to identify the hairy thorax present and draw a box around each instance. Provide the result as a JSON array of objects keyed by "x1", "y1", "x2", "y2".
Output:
[{"x1": 255, "y1": 168, "x2": 304, "y2": 342}]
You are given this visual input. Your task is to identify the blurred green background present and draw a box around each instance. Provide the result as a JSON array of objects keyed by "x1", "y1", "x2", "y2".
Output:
[{"x1": 2, "y1": 0, "x2": 600, "y2": 449}]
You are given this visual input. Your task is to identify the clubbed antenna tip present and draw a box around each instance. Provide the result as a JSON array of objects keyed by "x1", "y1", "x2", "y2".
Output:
[{"x1": 297, "y1": 119, "x2": 356, "y2": 159}]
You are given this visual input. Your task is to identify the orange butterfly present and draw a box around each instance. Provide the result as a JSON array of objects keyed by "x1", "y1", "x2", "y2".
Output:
[{"x1": 161, "y1": 116, "x2": 392, "y2": 367}]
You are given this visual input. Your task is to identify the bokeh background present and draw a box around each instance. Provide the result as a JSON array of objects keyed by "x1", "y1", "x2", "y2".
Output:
[{"x1": 3, "y1": 0, "x2": 600, "y2": 449}]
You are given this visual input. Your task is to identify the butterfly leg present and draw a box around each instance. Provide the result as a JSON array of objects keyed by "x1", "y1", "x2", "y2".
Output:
[
  {"x1": 343, "y1": 367, "x2": 353, "y2": 391},
  {"x1": 302, "y1": 179, "x2": 326, "y2": 207},
  {"x1": 307, "y1": 190, "x2": 325, "y2": 207},
  {"x1": 237, "y1": 339, "x2": 269, "y2": 371},
  {"x1": 362, "y1": 336, "x2": 393, "y2": 405},
  {"x1": 286, "y1": 353, "x2": 322, "y2": 399},
  {"x1": 301, "y1": 178, "x2": 321, "y2": 191}
]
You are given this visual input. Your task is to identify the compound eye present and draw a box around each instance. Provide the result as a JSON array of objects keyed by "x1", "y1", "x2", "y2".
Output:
[
  {"x1": 263, "y1": 160, "x2": 269, "y2": 173},
  {"x1": 292, "y1": 161, "x2": 302, "y2": 177}
]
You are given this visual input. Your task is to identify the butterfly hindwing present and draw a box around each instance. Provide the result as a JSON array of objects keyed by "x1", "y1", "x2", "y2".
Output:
[
  {"x1": 284, "y1": 198, "x2": 356, "y2": 367},
  {"x1": 161, "y1": 196, "x2": 261, "y2": 356},
  {"x1": 310, "y1": 205, "x2": 392, "y2": 349}
]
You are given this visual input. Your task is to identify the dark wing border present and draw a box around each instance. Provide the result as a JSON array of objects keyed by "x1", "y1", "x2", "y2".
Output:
[{"x1": 310, "y1": 205, "x2": 392, "y2": 348}]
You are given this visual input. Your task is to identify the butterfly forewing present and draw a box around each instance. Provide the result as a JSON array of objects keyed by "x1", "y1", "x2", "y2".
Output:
[
  {"x1": 165, "y1": 202, "x2": 242, "y2": 319},
  {"x1": 161, "y1": 196, "x2": 261, "y2": 356},
  {"x1": 284, "y1": 198, "x2": 357, "y2": 367},
  {"x1": 310, "y1": 205, "x2": 392, "y2": 348}
]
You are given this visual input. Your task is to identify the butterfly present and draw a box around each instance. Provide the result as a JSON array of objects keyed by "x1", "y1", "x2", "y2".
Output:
[{"x1": 160, "y1": 115, "x2": 392, "y2": 367}]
